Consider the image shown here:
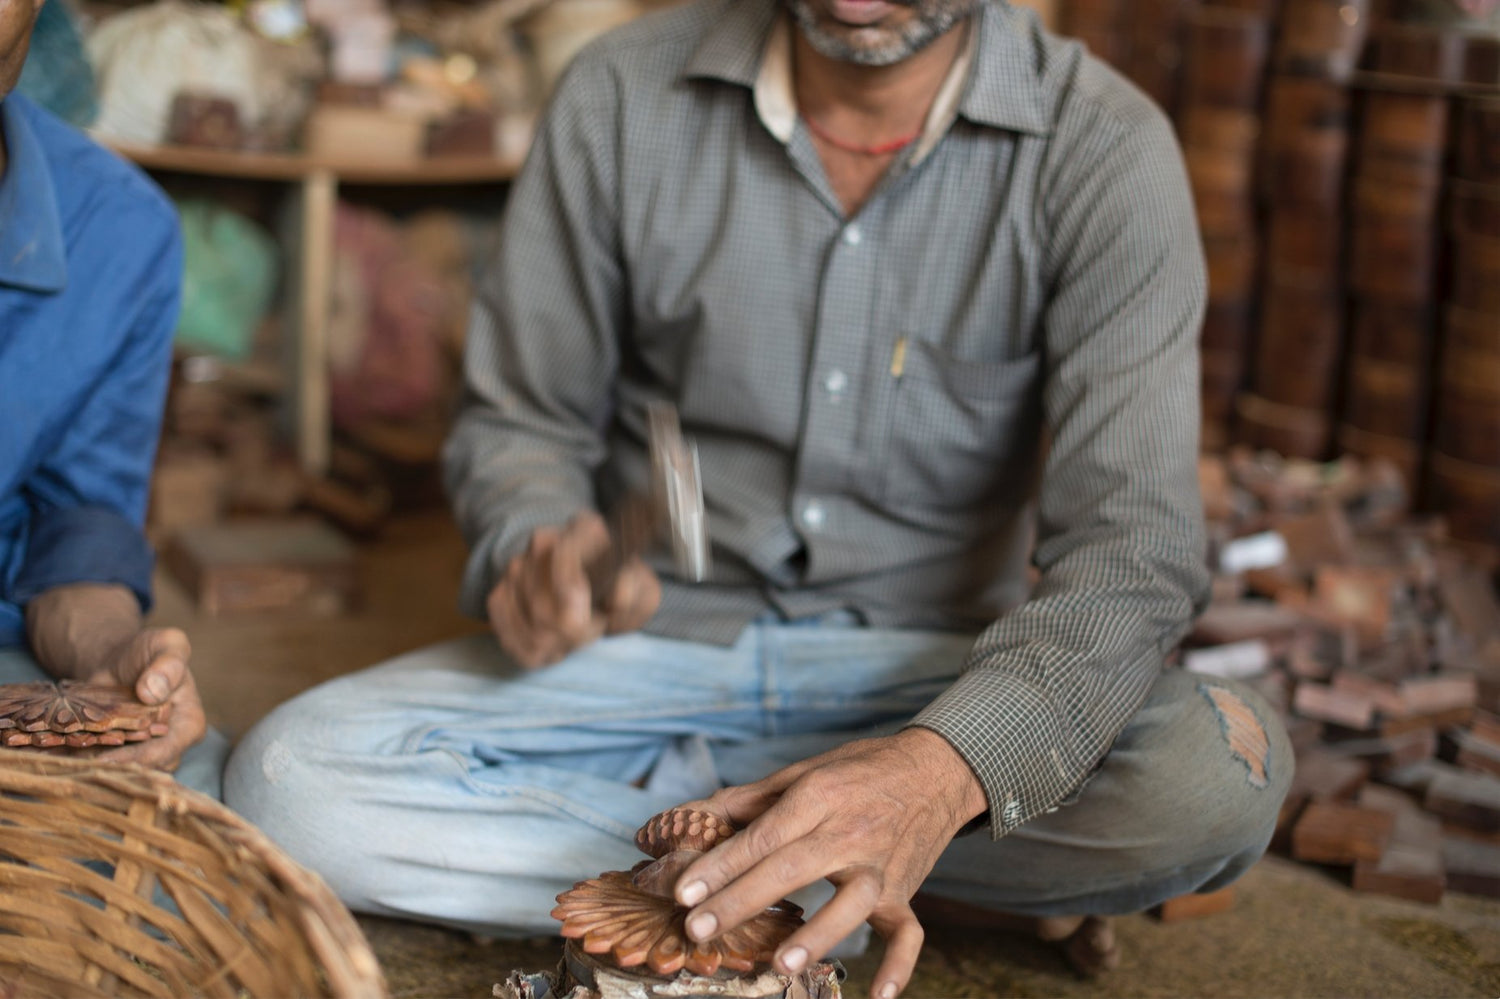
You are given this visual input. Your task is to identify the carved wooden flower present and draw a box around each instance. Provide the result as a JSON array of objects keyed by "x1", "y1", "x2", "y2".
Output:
[
  {"x1": 635, "y1": 806, "x2": 735, "y2": 858},
  {"x1": 0, "y1": 681, "x2": 170, "y2": 750},
  {"x1": 553, "y1": 806, "x2": 804, "y2": 977}
]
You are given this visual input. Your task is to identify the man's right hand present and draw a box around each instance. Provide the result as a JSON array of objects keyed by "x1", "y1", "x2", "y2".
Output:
[{"x1": 487, "y1": 511, "x2": 662, "y2": 668}]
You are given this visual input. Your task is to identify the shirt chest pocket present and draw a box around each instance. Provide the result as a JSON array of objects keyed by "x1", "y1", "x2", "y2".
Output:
[{"x1": 872, "y1": 340, "x2": 1044, "y2": 511}]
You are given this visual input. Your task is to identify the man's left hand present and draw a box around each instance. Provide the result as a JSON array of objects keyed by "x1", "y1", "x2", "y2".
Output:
[
  {"x1": 85, "y1": 627, "x2": 206, "y2": 771},
  {"x1": 670, "y1": 728, "x2": 988, "y2": 999}
]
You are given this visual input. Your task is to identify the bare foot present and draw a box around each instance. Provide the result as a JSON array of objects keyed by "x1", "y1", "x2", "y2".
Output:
[
  {"x1": 911, "y1": 898, "x2": 1121, "y2": 977},
  {"x1": 1064, "y1": 916, "x2": 1121, "y2": 976}
]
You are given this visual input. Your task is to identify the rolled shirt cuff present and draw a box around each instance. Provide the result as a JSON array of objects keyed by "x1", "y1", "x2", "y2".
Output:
[
  {"x1": 8, "y1": 505, "x2": 154, "y2": 613},
  {"x1": 907, "y1": 668, "x2": 1087, "y2": 840}
]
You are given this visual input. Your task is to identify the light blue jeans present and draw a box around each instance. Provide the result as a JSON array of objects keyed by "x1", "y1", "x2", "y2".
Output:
[
  {"x1": 224, "y1": 617, "x2": 1292, "y2": 938},
  {"x1": 0, "y1": 645, "x2": 228, "y2": 801}
]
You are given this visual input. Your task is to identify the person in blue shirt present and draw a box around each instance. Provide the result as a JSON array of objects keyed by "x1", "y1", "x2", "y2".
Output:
[{"x1": 0, "y1": 0, "x2": 223, "y2": 795}]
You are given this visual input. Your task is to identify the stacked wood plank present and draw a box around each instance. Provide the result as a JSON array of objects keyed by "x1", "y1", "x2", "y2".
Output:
[
  {"x1": 1127, "y1": 0, "x2": 1200, "y2": 113},
  {"x1": 1059, "y1": 0, "x2": 1132, "y2": 69},
  {"x1": 1429, "y1": 97, "x2": 1500, "y2": 550},
  {"x1": 1192, "y1": 448, "x2": 1500, "y2": 903},
  {"x1": 1179, "y1": 5, "x2": 1274, "y2": 447},
  {"x1": 1062, "y1": 0, "x2": 1200, "y2": 108},
  {"x1": 1236, "y1": 0, "x2": 1370, "y2": 459},
  {"x1": 1337, "y1": 27, "x2": 1454, "y2": 484}
]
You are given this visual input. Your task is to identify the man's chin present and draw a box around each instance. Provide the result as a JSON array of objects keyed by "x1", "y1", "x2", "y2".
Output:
[{"x1": 787, "y1": 0, "x2": 974, "y2": 67}]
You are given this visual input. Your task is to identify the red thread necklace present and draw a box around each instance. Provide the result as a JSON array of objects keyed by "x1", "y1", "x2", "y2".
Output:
[{"x1": 803, "y1": 113, "x2": 920, "y2": 156}]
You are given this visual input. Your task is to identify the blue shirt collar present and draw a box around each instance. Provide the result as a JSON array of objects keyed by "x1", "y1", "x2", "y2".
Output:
[
  {"x1": 0, "y1": 96, "x2": 68, "y2": 293},
  {"x1": 683, "y1": 0, "x2": 1051, "y2": 137}
]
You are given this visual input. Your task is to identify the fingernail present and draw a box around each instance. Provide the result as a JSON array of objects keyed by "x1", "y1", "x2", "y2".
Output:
[
  {"x1": 879, "y1": 983, "x2": 897, "y2": 999},
  {"x1": 686, "y1": 913, "x2": 716, "y2": 941},
  {"x1": 678, "y1": 880, "x2": 707, "y2": 906},
  {"x1": 780, "y1": 946, "x2": 808, "y2": 973},
  {"x1": 144, "y1": 673, "x2": 171, "y2": 703}
]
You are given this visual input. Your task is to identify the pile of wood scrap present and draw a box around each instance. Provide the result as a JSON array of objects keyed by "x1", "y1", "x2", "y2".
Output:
[
  {"x1": 1189, "y1": 448, "x2": 1500, "y2": 904},
  {"x1": 150, "y1": 353, "x2": 396, "y2": 543},
  {"x1": 148, "y1": 352, "x2": 463, "y2": 617}
]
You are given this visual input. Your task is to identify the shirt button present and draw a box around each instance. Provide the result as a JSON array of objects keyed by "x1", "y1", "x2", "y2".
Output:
[
  {"x1": 801, "y1": 501, "x2": 827, "y2": 530},
  {"x1": 842, "y1": 224, "x2": 863, "y2": 247},
  {"x1": 822, "y1": 369, "x2": 849, "y2": 396}
]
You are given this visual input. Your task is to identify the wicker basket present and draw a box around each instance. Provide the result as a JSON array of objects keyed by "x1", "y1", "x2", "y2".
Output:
[{"x1": 0, "y1": 750, "x2": 387, "y2": 998}]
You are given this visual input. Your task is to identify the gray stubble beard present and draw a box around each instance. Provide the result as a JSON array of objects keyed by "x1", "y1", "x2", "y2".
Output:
[{"x1": 784, "y1": 0, "x2": 980, "y2": 67}]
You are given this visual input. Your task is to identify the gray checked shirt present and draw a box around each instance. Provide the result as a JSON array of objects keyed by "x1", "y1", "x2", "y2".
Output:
[{"x1": 444, "y1": 0, "x2": 1211, "y2": 836}]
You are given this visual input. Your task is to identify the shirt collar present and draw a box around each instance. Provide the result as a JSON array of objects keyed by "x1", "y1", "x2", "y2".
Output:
[
  {"x1": 683, "y1": 0, "x2": 1052, "y2": 144},
  {"x1": 0, "y1": 96, "x2": 68, "y2": 294}
]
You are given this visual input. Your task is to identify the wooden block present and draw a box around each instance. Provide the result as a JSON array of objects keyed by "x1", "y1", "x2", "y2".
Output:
[
  {"x1": 1154, "y1": 887, "x2": 1236, "y2": 922},
  {"x1": 1275, "y1": 750, "x2": 1371, "y2": 851},
  {"x1": 1443, "y1": 835, "x2": 1500, "y2": 897},
  {"x1": 299, "y1": 474, "x2": 392, "y2": 537},
  {"x1": 1330, "y1": 671, "x2": 1405, "y2": 716},
  {"x1": 1286, "y1": 716, "x2": 1325, "y2": 754},
  {"x1": 1380, "y1": 758, "x2": 1467, "y2": 794},
  {"x1": 1292, "y1": 801, "x2": 1396, "y2": 865},
  {"x1": 1425, "y1": 769, "x2": 1500, "y2": 831},
  {"x1": 1472, "y1": 710, "x2": 1500, "y2": 747},
  {"x1": 1443, "y1": 822, "x2": 1500, "y2": 846},
  {"x1": 1294, "y1": 682, "x2": 1377, "y2": 730},
  {"x1": 1323, "y1": 728, "x2": 1437, "y2": 772},
  {"x1": 1274, "y1": 504, "x2": 1356, "y2": 572},
  {"x1": 1353, "y1": 802, "x2": 1446, "y2": 903},
  {"x1": 1380, "y1": 707, "x2": 1476, "y2": 738},
  {"x1": 426, "y1": 110, "x2": 496, "y2": 158},
  {"x1": 1451, "y1": 729, "x2": 1500, "y2": 778},
  {"x1": 304, "y1": 105, "x2": 426, "y2": 164},
  {"x1": 1244, "y1": 564, "x2": 1307, "y2": 600},
  {"x1": 1436, "y1": 552, "x2": 1500, "y2": 649},
  {"x1": 1288, "y1": 626, "x2": 1357, "y2": 680},
  {"x1": 165, "y1": 92, "x2": 245, "y2": 151},
  {"x1": 1356, "y1": 783, "x2": 1423, "y2": 815},
  {"x1": 317, "y1": 81, "x2": 384, "y2": 106},
  {"x1": 149, "y1": 451, "x2": 229, "y2": 532},
  {"x1": 1291, "y1": 749, "x2": 1372, "y2": 802},
  {"x1": 1193, "y1": 601, "x2": 1306, "y2": 645},
  {"x1": 162, "y1": 519, "x2": 359, "y2": 617},
  {"x1": 1480, "y1": 644, "x2": 1500, "y2": 713},
  {"x1": 228, "y1": 458, "x2": 305, "y2": 516},
  {"x1": 1211, "y1": 572, "x2": 1248, "y2": 604},
  {"x1": 1397, "y1": 673, "x2": 1479, "y2": 717},
  {"x1": 1312, "y1": 567, "x2": 1397, "y2": 646},
  {"x1": 1357, "y1": 640, "x2": 1425, "y2": 684},
  {"x1": 1200, "y1": 454, "x2": 1235, "y2": 523}
]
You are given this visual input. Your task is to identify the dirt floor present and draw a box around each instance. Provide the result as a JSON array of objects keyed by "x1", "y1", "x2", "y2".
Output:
[{"x1": 149, "y1": 508, "x2": 1500, "y2": 999}]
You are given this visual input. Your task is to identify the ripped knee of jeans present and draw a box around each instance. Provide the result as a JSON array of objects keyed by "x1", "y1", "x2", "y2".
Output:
[{"x1": 1198, "y1": 683, "x2": 1271, "y2": 789}]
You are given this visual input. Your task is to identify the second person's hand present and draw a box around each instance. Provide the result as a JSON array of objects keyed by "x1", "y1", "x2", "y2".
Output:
[{"x1": 486, "y1": 511, "x2": 662, "y2": 668}]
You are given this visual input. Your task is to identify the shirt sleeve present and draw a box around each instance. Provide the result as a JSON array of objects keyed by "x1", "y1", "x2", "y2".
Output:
[
  {"x1": 443, "y1": 54, "x2": 626, "y2": 619},
  {"x1": 909, "y1": 96, "x2": 1212, "y2": 837},
  {"x1": 8, "y1": 219, "x2": 183, "y2": 614}
]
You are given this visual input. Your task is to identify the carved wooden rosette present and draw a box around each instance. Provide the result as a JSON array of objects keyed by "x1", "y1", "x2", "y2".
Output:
[
  {"x1": 0, "y1": 681, "x2": 170, "y2": 750},
  {"x1": 552, "y1": 806, "x2": 804, "y2": 977},
  {"x1": 636, "y1": 807, "x2": 734, "y2": 858}
]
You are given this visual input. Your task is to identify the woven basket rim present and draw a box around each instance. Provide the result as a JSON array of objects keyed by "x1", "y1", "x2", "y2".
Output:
[{"x1": 0, "y1": 749, "x2": 388, "y2": 998}]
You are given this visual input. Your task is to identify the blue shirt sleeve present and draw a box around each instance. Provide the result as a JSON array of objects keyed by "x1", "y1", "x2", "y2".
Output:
[{"x1": 9, "y1": 223, "x2": 183, "y2": 613}]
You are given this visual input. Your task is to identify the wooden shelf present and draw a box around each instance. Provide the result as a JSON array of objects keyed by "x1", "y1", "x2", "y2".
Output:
[
  {"x1": 111, "y1": 139, "x2": 523, "y2": 474},
  {"x1": 108, "y1": 140, "x2": 523, "y2": 185}
]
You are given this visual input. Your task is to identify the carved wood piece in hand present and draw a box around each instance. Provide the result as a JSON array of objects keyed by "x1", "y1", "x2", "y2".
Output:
[
  {"x1": 0, "y1": 681, "x2": 171, "y2": 750},
  {"x1": 553, "y1": 805, "x2": 804, "y2": 977}
]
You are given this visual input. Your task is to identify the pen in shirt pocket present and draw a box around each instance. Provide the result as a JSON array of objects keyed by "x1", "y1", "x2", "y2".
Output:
[{"x1": 890, "y1": 335, "x2": 908, "y2": 381}]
